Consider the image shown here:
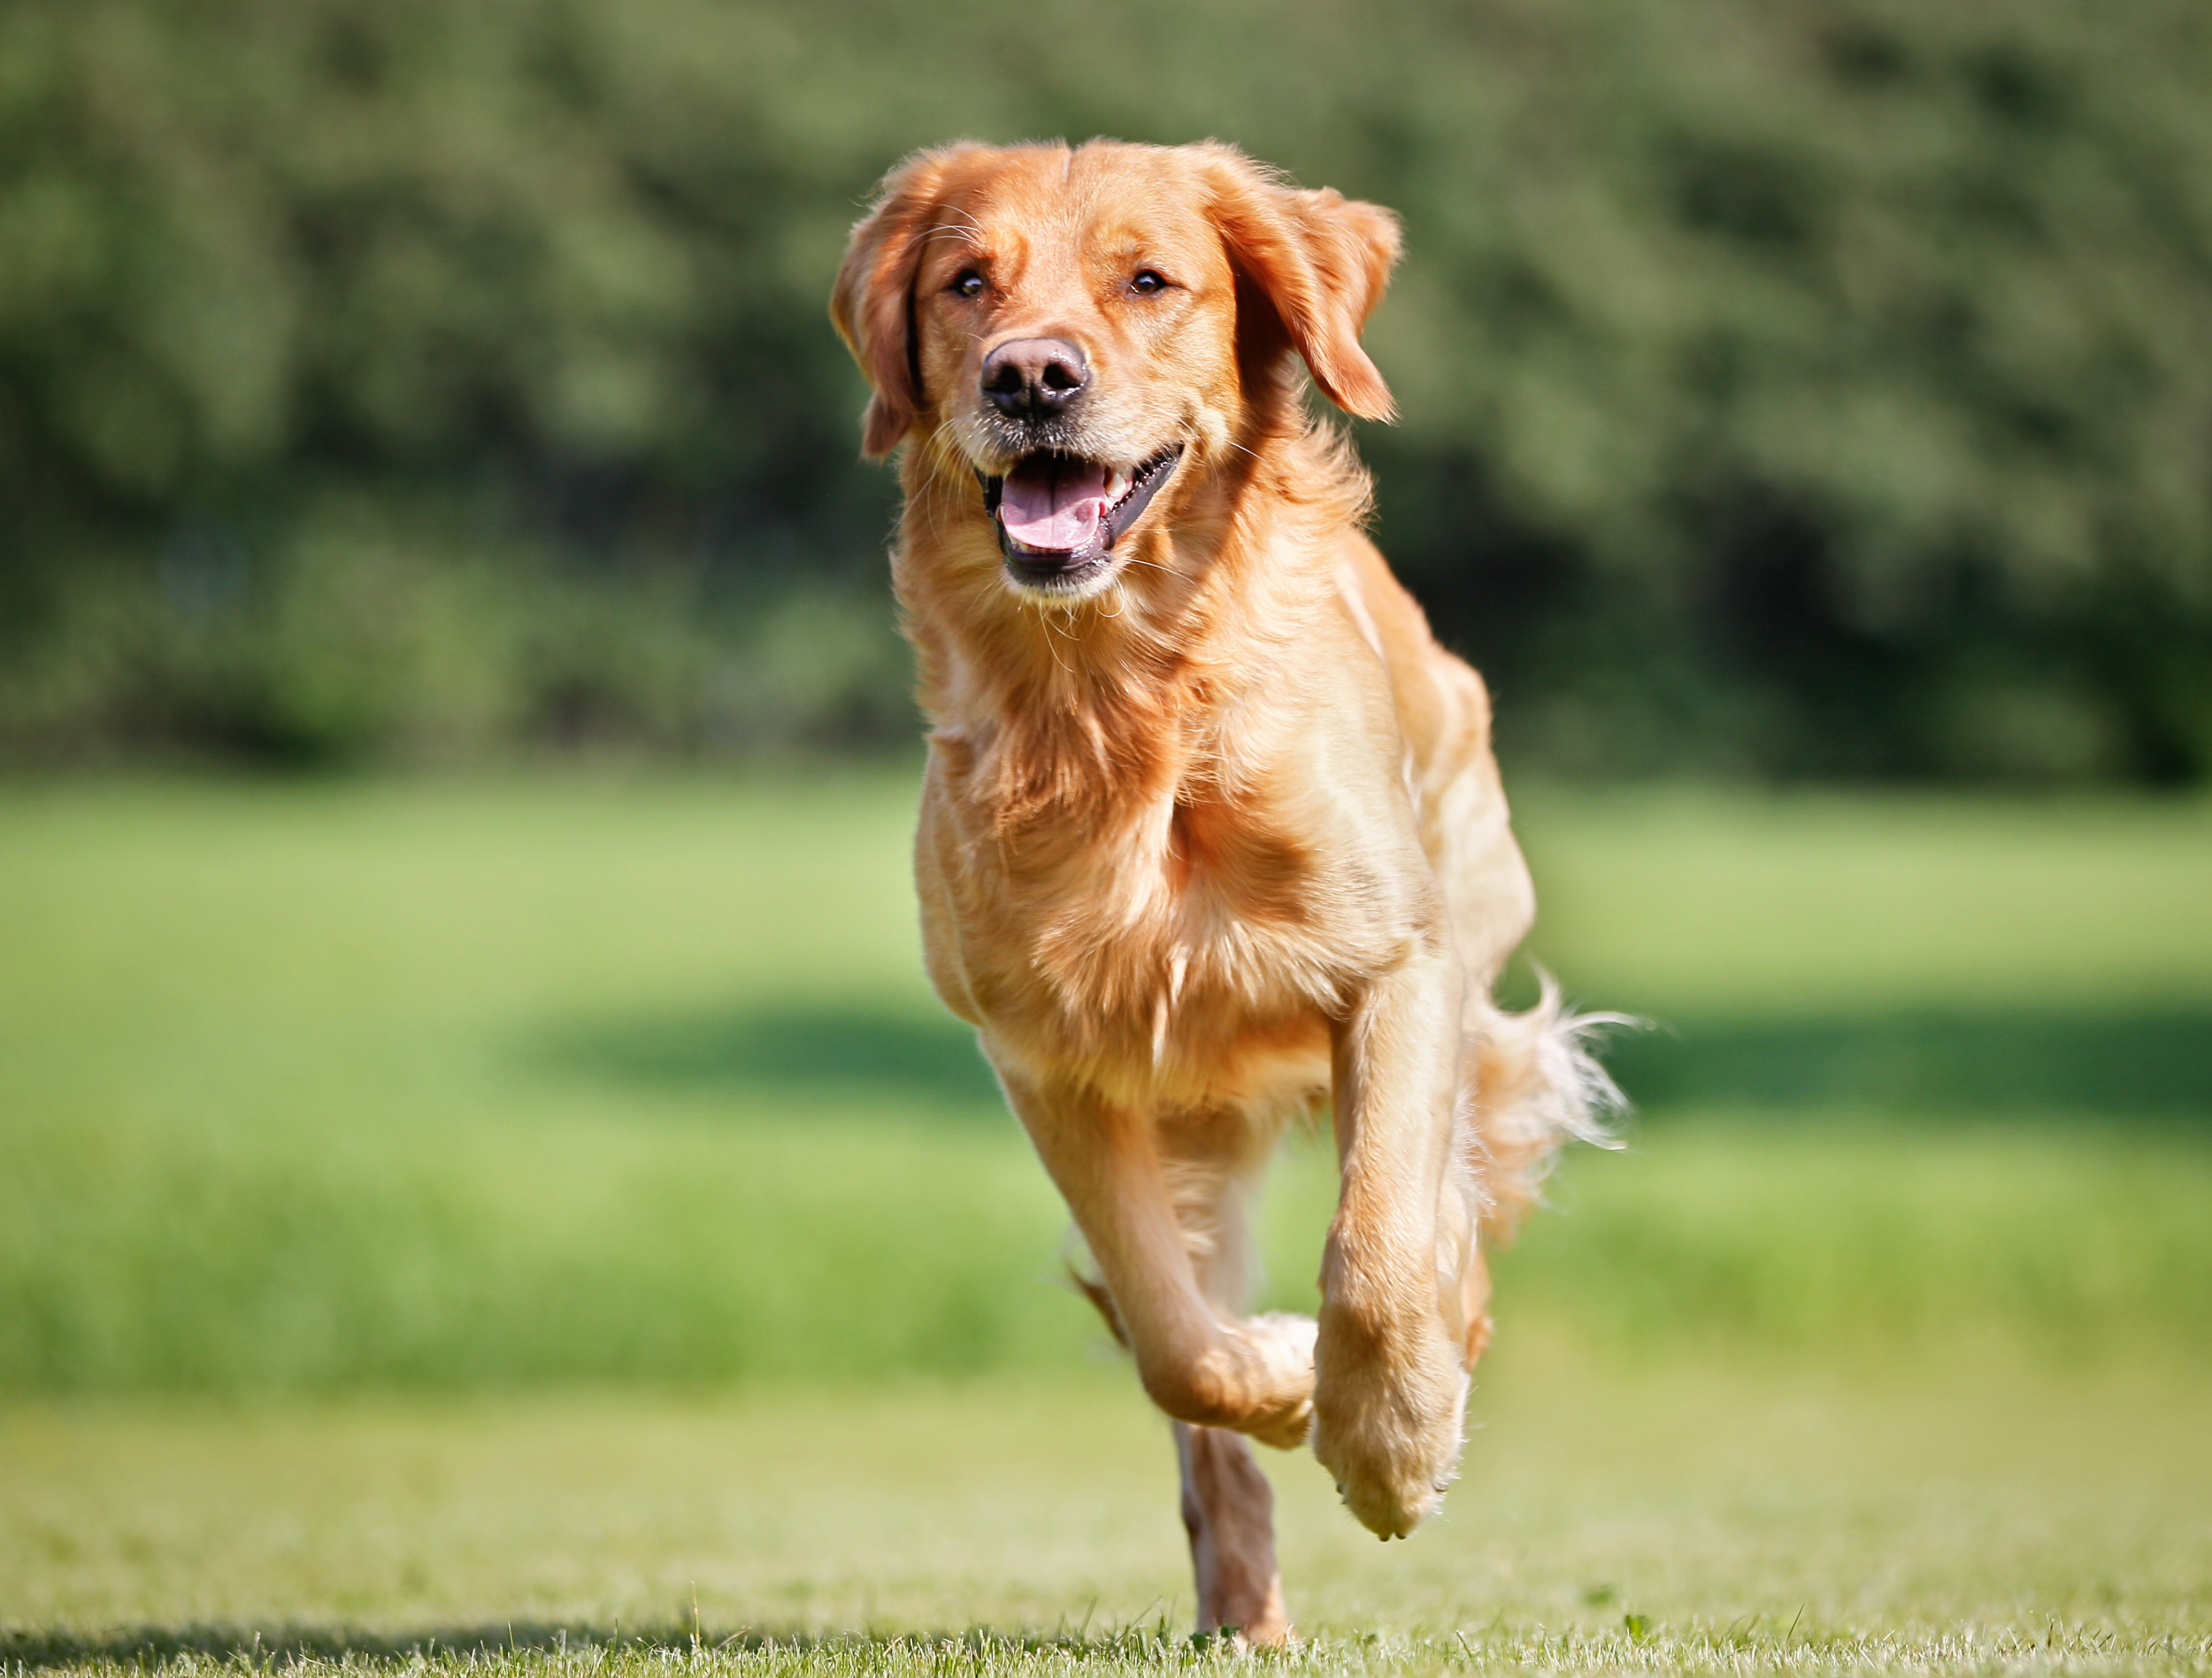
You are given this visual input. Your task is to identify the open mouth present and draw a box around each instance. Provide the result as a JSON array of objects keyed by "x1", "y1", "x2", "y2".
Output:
[{"x1": 979, "y1": 445, "x2": 1184, "y2": 589}]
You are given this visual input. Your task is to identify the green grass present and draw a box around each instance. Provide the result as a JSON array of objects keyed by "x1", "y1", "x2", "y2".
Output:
[
  {"x1": 1, "y1": 774, "x2": 2208, "y2": 1391},
  {"x1": 1511, "y1": 787, "x2": 2212, "y2": 1015},
  {"x1": 0, "y1": 773, "x2": 1080, "y2": 1390},
  {"x1": 4, "y1": 1350, "x2": 2208, "y2": 1673},
  {"x1": 2, "y1": 773, "x2": 2210, "y2": 1672}
]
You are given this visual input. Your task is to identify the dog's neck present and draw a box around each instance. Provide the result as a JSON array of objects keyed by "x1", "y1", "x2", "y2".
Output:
[{"x1": 894, "y1": 414, "x2": 1366, "y2": 832}]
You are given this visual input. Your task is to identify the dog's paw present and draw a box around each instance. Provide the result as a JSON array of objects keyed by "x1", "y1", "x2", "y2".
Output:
[
  {"x1": 1309, "y1": 1312, "x2": 1467, "y2": 1539},
  {"x1": 1240, "y1": 1312, "x2": 1318, "y2": 1449}
]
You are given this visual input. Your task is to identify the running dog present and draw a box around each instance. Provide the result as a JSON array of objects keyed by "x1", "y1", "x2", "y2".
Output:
[{"x1": 832, "y1": 138, "x2": 1616, "y2": 1643}]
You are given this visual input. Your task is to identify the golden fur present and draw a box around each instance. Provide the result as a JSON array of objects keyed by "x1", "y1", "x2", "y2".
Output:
[{"x1": 833, "y1": 138, "x2": 1616, "y2": 1643}]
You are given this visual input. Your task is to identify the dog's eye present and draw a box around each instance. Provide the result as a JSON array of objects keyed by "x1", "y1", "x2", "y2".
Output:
[
  {"x1": 1130, "y1": 269, "x2": 1169, "y2": 296},
  {"x1": 949, "y1": 269, "x2": 987, "y2": 300}
]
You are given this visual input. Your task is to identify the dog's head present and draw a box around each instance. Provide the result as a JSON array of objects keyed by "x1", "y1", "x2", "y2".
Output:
[{"x1": 831, "y1": 140, "x2": 1399, "y2": 598}]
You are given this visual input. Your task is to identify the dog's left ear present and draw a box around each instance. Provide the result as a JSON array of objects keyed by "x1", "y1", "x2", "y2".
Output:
[
  {"x1": 1194, "y1": 143, "x2": 1402, "y2": 422},
  {"x1": 831, "y1": 149, "x2": 956, "y2": 458}
]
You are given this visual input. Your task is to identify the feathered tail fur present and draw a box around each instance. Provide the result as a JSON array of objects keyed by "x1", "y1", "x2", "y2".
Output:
[{"x1": 1463, "y1": 974, "x2": 1632, "y2": 1245}]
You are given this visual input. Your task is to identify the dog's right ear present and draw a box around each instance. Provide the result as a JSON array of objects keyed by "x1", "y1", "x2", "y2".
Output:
[{"x1": 831, "y1": 150, "x2": 956, "y2": 459}]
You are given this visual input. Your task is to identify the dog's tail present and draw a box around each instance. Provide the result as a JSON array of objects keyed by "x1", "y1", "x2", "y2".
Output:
[{"x1": 1463, "y1": 974, "x2": 1632, "y2": 1245}]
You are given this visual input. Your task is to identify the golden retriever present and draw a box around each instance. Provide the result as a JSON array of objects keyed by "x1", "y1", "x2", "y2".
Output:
[{"x1": 832, "y1": 138, "x2": 1616, "y2": 1643}]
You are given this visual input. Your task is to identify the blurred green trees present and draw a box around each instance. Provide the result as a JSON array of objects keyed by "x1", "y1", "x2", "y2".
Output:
[{"x1": 2, "y1": 0, "x2": 2207, "y2": 776}]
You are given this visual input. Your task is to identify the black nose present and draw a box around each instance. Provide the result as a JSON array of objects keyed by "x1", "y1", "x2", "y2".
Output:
[{"x1": 980, "y1": 337, "x2": 1089, "y2": 420}]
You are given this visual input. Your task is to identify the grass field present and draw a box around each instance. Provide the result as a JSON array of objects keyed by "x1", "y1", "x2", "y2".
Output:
[
  {"x1": 6, "y1": 1351, "x2": 2208, "y2": 1674},
  {"x1": 2, "y1": 772, "x2": 2208, "y2": 1673}
]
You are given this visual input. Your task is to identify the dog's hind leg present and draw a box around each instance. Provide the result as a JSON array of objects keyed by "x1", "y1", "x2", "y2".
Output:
[
  {"x1": 1052, "y1": 1088, "x2": 1302, "y2": 1642},
  {"x1": 1175, "y1": 1421, "x2": 1290, "y2": 1644},
  {"x1": 1161, "y1": 1108, "x2": 1295, "y2": 1644},
  {"x1": 1067, "y1": 1267, "x2": 1297, "y2": 1644}
]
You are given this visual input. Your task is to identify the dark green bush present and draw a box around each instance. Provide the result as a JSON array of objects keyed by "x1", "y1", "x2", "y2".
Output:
[{"x1": 1, "y1": 0, "x2": 2207, "y2": 775}]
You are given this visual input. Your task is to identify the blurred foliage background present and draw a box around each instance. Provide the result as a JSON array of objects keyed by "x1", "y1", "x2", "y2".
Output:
[
  {"x1": 4, "y1": 0, "x2": 2209, "y2": 779},
  {"x1": 2, "y1": 14, "x2": 2207, "y2": 1659}
]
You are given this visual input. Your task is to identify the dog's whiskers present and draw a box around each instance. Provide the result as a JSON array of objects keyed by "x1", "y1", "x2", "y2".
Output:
[{"x1": 1026, "y1": 593, "x2": 1077, "y2": 675}]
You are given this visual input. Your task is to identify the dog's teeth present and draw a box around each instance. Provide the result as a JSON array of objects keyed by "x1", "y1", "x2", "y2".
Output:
[{"x1": 1106, "y1": 471, "x2": 1129, "y2": 501}]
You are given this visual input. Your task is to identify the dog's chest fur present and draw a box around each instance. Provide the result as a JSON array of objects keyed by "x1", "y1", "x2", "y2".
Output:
[{"x1": 919, "y1": 701, "x2": 1419, "y2": 1112}]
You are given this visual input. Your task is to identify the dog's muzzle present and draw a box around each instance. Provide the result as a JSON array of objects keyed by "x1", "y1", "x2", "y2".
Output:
[{"x1": 978, "y1": 446, "x2": 1184, "y2": 589}]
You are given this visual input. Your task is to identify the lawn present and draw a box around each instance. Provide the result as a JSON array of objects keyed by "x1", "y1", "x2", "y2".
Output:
[
  {"x1": 1, "y1": 772, "x2": 2208, "y2": 1673},
  {"x1": 5, "y1": 1351, "x2": 2208, "y2": 1674}
]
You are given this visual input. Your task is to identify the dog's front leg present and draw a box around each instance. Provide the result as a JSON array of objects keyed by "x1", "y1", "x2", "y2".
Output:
[
  {"x1": 1311, "y1": 940, "x2": 1470, "y2": 1539},
  {"x1": 997, "y1": 1070, "x2": 1316, "y2": 1448}
]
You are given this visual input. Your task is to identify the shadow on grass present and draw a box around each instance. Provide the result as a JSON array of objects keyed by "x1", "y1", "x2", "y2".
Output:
[
  {"x1": 0, "y1": 1623, "x2": 1175, "y2": 1669},
  {"x1": 535, "y1": 999, "x2": 2212, "y2": 1122},
  {"x1": 1609, "y1": 1007, "x2": 2212, "y2": 1118},
  {"x1": 536, "y1": 1003, "x2": 1000, "y2": 1111}
]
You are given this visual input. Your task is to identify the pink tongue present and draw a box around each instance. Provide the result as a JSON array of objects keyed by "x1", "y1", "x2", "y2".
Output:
[{"x1": 998, "y1": 458, "x2": 1108, "y2": 552}]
